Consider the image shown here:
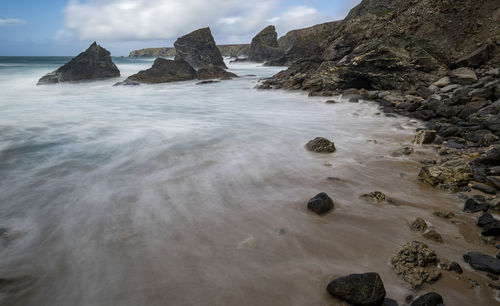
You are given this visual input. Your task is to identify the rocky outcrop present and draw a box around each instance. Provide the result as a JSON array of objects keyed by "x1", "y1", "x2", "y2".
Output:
[
  {"x1": 326, "y1": 272, "x2": 386, "y2": 306},
  {"x1": 129, "y1": 47, "x2": 176, "y2": 57},
  {"x1": 120, "y1": 58, "x2": 196, "y2": 84},
  {"x1": 248, "y1": 25, "x2": 284, "y2": 63},
  {"x1": 174, "y1": 27, "x2": 227, "y2": 69},
  {"x1": 37, "y1": 42, "x2": 120, "y2": 85}
]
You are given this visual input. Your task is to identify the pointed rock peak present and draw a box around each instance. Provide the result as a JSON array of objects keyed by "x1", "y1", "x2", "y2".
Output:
[
  {"x1": 174, "y1": 27, "x2": 226, "y2": 69},
  {"x1": 259, "y1": 25, "x2": 276, "y2": 34}
]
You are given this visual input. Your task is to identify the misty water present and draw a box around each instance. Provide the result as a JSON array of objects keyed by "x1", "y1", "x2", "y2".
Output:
[{"x1": 0, "y1": 57, "x2": 497, "y2": 305}]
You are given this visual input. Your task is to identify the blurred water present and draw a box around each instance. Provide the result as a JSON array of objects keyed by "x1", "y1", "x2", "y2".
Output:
[{"x1": 0, "y1": 57, "x2": 496, "y2": 305}]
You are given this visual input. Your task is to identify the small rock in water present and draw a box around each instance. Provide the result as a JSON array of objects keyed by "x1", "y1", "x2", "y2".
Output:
[
  {"x1": 307, "y1": 192, "x2": 334, "y2": 215},
  {"x1": 423, "y1": 230, "x2": 444, "y2": 243},
  {"x1": 414, "y1": 130, "x2": 437, "y2": 145},
  {"x1": 433, "y1": 210, "x2": 455, "y2": 219},
  {"x1": 196, "y1": 80, "x2": 220, "y2": 85},
  {"x1": 362, "y1": 191, "x2": 386, "y2": 203},
  {"x1": 326, "y1": 272, "x2": 386, "y2": 306},
  {"x1": 463, "y1": 197, "x2": 489, "y2": 212},
  {"x1": 409, "y1": 218, "x2": 428, "y2": 232},
  {"x1": 305, "y1": 137, "x2": 336, "y2": 153},
  {"x1": 392, "y1": 147, "x2": 414, "y2": 157},
  {"x1": 325, "y1": 100, "x2": 338, "y2": 104},
  {"x1": 477, "y1": 213, "x2": 495, "y2": 227},
  {"x1": 410, "y1": 292, "x2": 444, "y2": 306},
  {"x1": 463, "y1": 252, "x2": 500, "y2": 274},
  {"x1": 440, "y1": 260, "x2": 463, "y2": 274}
]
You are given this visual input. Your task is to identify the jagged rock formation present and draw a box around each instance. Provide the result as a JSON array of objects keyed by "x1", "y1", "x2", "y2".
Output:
[
  {"x1": 248, "y1": 25, "x2": 284, "y2": 63},
  {"x1": 120, "y1": 58, "x2": 196, "y2": 84},
  {"x1": 174, "y1": 27, "x2": 227, "y2": 69},
  {"x1": 129, "y1": 47, "x2": 176, "y2": 57},
  {"x1": 37, "y1": 42, "x2": 120, "y2": 85}
]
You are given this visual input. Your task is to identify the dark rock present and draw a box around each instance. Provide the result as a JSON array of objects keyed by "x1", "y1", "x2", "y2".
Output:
[
  {"x1": 196, "y1": 67, "x2": 237, "y2": 80},
  {"x1": 248, "y1": 26, "x2": 284, "y2": 63},
  {"x1": 307, "y1": 192, "x2": 334, "y2": 215},
  {"x1": 174, "y1": 27, "x2": 227, "y2": 69},
  {"x1": 482, "y1": 221, "x2": 500, "y2": 237},
  {"x1": 410, "y1": 292, "x2": 443, "y2": 306},
  {"x1": 463, "y1": 197, "x2": 489, "y2": 212},
  {"x1": 362, "y1": 191, "x2": 386, "y2": 203},
  {"x1": 423, "y1": 230, "x2": 444, "y2": 243},
  {"x1": 463, "y1": 252, "x2": 500, "y2": 274},
  {"x1": 454, "y1": 44, "x2": 492, "y2": 68},
  {"x1": 383, "y1": 298, "x2": 398, "y2": 306},
  {"x1": 440, "y1": 260, "x2": 463, "y2": 274},
  {"x1": 471, "y1": 183, "x2": 497, "y2": 194},
  {"x1": 196, "y1": 80, "x2": 220, "y2": 85},
  {"x1": 414, "y1": 130, "x2": 436, "y2": 144},
  {"x1": 410, "y1": 218, "x2": 428, "y2": 232},
  {"x1": 486, "y1": 176, "x2": 500, "y2": 189},
  {"x1": 478, "y1": 213, "x2": 496, "y2": 227},
  {"x1": 38, "y1": 42, "x2": 119, "y2": 84},
  {"x1": 305, "y1": 137, "x2": 336, "y2": 153},
  {"x1": 123, "y1": 58, "x2": 196, "y2": 84},
  {"x1": 326, "y1": 272, "x2": 386, "y2": 306}
]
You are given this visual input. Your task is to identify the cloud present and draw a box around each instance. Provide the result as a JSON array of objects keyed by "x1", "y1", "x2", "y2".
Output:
[
  {"x1": 0, "y1": 18, "x2": 26, "y2": 27},
  {"x1": 62, "y1": 0, "x2": 329, "y2": 43},
  {"x1": 54, "y1": 29, "x2": 74, "y2": 41}
]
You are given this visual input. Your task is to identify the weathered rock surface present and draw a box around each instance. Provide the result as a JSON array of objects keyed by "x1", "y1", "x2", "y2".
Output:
[
  {"x1": 129, "y1": 47, "x2": 176, "y2": 57},
  {"x1": 362, "y1": 191, "x2": 386, "y2": 203},
  {"x1": 248, "y1": 26, "x2": 284, "y2": 63},
  {"x1": 414, "y1": 130, "x2": 437, "y2": 144},
  {"x1": 478, "y1": 213, "x2": 496, "y2": 227},
  {"x1": 419, "y1": 159, "x2": 473, "y2": 187},
  {"x1": 463, "y1": 196, "x2": 489, "y2": 213},
  {"x1": 410, "y1": 292, "x2": 443, "y2": 306},
  {"x1": 391, "y1": 241, "x2": 441, "y2": 288},
  {"x1": 307, "y1": 192, "x2": 334, "y2": 215},
  {"x1": 196, "y1": 67, "x2": 237, "y2": 80},
  {"x1": 121, "y1": 58, "x2": 196, "y2": 84},
  {"x1": 463, "y1": 252, "x2": 500, "y2": 274},
  {"x1": 174, "y1": 27, "x2": 227, "y2": 69},
  {"x1": 38, "y1": 42, "x2": 120, "y2": 85},
  {"x1": 305, "y1": 137, "x2": 336, "y2": 153},
  {"x1": 326, "y1": 272, "x2": 386, "y2": 306}
]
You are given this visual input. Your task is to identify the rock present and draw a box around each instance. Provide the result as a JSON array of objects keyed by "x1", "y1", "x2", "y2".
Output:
[
  {"x1": 383, "y1": 298, "x2": 398, "y2": 306},
  {"x1": 305, "y1": 137, "x2": 336, "y2": 153},
  {"x1": 490, "y1": 198, "x2": 500, "y2": 210},
  {"x1": 37, "y1": 42, "x2": 120, "y2": 84},
  {"x1": 471, "y1": 183, "x2": 497, "y2": 194},
  {"x1": 196, "y1": 67, "x2": 237, "y2": 80},
  {"x1": 440, "y1": 260, "x2": 463, "y2": 274},
  {"x1": 414, "y1": 130, "x2": 436, "y2": 144},
  {"x1": 307, "y1": 192, "x2": 334, "y2": 215},
  {"x1": 432, "y1": 77, "x2": 450, "y2": 87},
  {"x1": 482, "y1": 221, "x2": 500, "y2": 237},
  {"x1": 478, "y1": 213, "x2": 495, "y2": 227},
  {"x1": 419, "y1": 159, "x2": 473, "y2": 187},
  {"x1": 433, "y1": 210, "x2": 455, "y2": 219},
  {"x1": 391, "y1": 241, "x2": 441, "y2": 288},
  {"x1": 248, "y1": 25, "x2": 284, "y2": 63},
  {"x1": 410, "y1": 292, "x2": 444, "y2": 306},
  {"x1": 123, "y1": 58, "x2": 196, "y2": 84},
  {"x1": 362, "y1": 191, "x2": 386, "y2": 203},
  {"x1": 454, "y1": 44, "x2": 492, "y2": 68},
  {"x1": 196, "y1": 80, "x2": 220, "y2": 85},
  {"x1": 392, "y1": 147, "x2": 414, "y2": 157},
  {"x1": 450, "y1": 68, "x2": 478, "y2": 85},
  {"x1": 440, "y1": 84, "x2": 460, "y2": 93},
  {"x1": 326, "y1": 272, "x2": 386, "y2": 306},
  {"x1": 463, "y1": 197, "x2": 489, "y2": 212},
  {"x1": 486, "y1": 176, "x2": 500, "y2": 189},
  {"x1": 423, "y1": 230, "x2": 444, "y2": 243},
  {"x1": 410, "y1": 218, "x2": 428, "y2": 232},
  {"x1": 128, "y1": 47, "x2": 176, "y2": 57},
  {"x1": 463, "y1": 252, "x2": 500, "y2": 274},
  {"x1": 174, "y1": 27, "x2": 227, "y2": 69}
]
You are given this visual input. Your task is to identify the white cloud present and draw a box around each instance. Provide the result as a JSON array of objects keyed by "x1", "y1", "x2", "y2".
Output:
[
  {"x1": 0, "y1": 18, "x2": 26, "y2": 27},
  {"x1": 61, "y1": 0, "x2": 329, "y2": 43},
  {"x1": 54, "y1": 29, "x2": 74, "y2": 41}
]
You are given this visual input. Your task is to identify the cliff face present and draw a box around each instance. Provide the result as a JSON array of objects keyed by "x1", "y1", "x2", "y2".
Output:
[
  {"x1": 267, "y1": 0, "x2": 500, "y2": 92},
  {"x1": 129, "y1": 44, "x2": 249, "y2": 58},
  {"x1": 217, "y1": 44, "x2": 250, "y2": 57},
  {"x1": 248, "y1": 26, "x2": 284, "y2": 62}
]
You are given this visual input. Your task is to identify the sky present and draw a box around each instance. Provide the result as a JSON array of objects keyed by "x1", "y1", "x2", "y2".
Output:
[{"x1": 0, "y1": 0, "x2": 361, "y2": 56}]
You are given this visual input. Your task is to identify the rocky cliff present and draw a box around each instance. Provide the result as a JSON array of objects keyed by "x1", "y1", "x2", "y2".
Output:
[
  {"x1": 128, "y1": 44, "x2": 249, "y2": 58},
  {"x1": 248, "y1": 25, "x2": 284, "y2": 63},
  {"x1": 174, "y1": 27, "x2": 227, "y2": 69}
]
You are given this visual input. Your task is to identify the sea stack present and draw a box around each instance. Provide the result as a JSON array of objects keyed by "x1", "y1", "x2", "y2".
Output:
[
  {"x1": 248, "y1": 25, "x2": 284, "y2": 63},
  {"x1": 37, "y1": 42, "x2": 120, "y2": 85},
  {"x1": 118, "y1": 58, "x2": 196, "y2": 84},
  {"x1": 174, "y1": 27, "x2": 227, "y2": 69}
]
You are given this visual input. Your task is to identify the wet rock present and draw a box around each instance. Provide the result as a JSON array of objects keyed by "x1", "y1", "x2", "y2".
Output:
[
  {"x1": 419, "y1": 159, "x2": 473, "y2": 187},
  {"x1": 391, "y1": 241, "x2": 441, "y2": 288},
  {"x1": 433, "y1": 210, "x2": 455, "y2": 219},
  {"x1": 305, "y1": 137, "x2": 336, "y2": 153},
  {"x1": 471, "y1": 183, "x2": 497, "y2": 194},
  {"x1": 463, "y1": 196, "x2": 489, "y2": 212},
  {"x1": 410, "y1": 218, "x2": 428, "y2": 232},
  {"x1": 450, "y1": 67, "x2": 477, "y2": 85},
  {"x1": 414, "y1": 130, "x2": 437, "y2": 145},
  {"x1": 383, "y1": 298, "x2": 398, "y2": 306},
  {"x1": 423, "y1": 230, "x2": 444, "y2": 243},
  {"x1": 38, "y1": 42, "x2": 119, "y2": 84},
  {"x1": 362, "y1": 191, "x2": 386, "y2": 203},
  {"x1": 432, "y1": 77, "x2": 450, "y2": 87},
  {"x1": 123, "y1": 58, "x2": 196, "y2": 84},
  {"x1": 410, "y1": 292, "x2": 444, "y2": 306},
  {"x1": 392, "y1": 147, "x2": 414, "y2": 157},
  {"x1": 174, "y1": 27, "x2": 227, "y2": 69},
  {"x1": 326, "y1": 272, "x2": 386, "y2": 306},
  {"x1": 440, "y1": 260, "x2": 463, "y2": 274},
  {"x1": 482, "y1": 221, "x2": 500, "y2": 237},
  {"x1": 196, "y1": 80, "x2": 220, "y2": 85},
  {"x1": 196, "y1": 67, "x2": 237, "y2": 80},
  {"x1": 248, "y1": 25, "x2": 284, "y2": 63},
  {"x1": 463, "y1": 252, "x2": 500, "y2": 274},
  {"x1": 486, "y1": 176, "x2": 500, "y2": 189},
  {"x1": 478, "y1": 213, "x2": 496, "y2": 227},
  {"x1": 307, "y1": 192, "x2": 334, "y2": 215},
  {"x1": 490, "y1": 198, "x2": 500, "y2": 210}
]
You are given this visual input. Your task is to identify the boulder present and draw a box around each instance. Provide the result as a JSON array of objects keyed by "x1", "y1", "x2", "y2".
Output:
[
  {"x1": 174, "y1": 27, "x2": 227, "y2": 69},
  {"x1": 391, "y1": 241, "x2": 441, "y2": 288},
  {"x1": 37, "y1": 42, "x2": 120, "y2": 84},
  {"x1": 248, "y1": 25, "x2": 285, "y2": 63},
  {"x1": 307, "y1": 192, "x2": 334, "y2": 215},
  {"x1": 477, "y1": 213, "x2": 495, "y2": 227},
  {"x1": 463, "y1": 197, "x2": 489, "y2": 212},
  {"x1": 432, "y1": 77, "x2": 450, "y2": 87},
  {"x1": 196, "y1": 67, "x2": 237, "y2": 80},
  {"x1": 471, "y1": 183, "x2": 497, "y2": 194},
  {"x1": 414, "y1": 130, "x2": 436, "y2": 144},
  {"x1": 450, "y1": 67, "x2": 477, "y2": 85},
  {"x1": 410, "y1": 292, "x2": 444, "y2": 306},
  {"x1": 305, "y1": 137, "x2": 336, "y2": 153},
  {"x1": 409, "y1": 218, "x2": 428, "y2": 232},
  {"x1": 122, "y1": 58, "x2": 196, "y2": 84},
  {"x1": 326, "y1": 272, "x2": 386, "y2": 306},
  {"x1": 463, "y1": 252, "x2": 500, "y2": 274},
  {"x1": 419, "y1": 159, "x2": 473, "y2": 187},
  {"x1": 482, "y1": 221, "x2": 500, "y2": 237}
]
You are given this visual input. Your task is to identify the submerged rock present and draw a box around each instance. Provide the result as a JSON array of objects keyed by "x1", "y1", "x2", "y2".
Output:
[
  {"x1": 307, "y1": 192, "x2": 334, "y2": 215},
  {"x1": 433, "y1": 210, "x2": 455, "y2": 219},
  {"x1": 463, "y1": 252, "x2": 500, "y2": 274},
  {"x1": 362, "y1": 191, "x2": 386, "y2": 203},
  {"x1": 326, "y1": 272, "x2": 386, "y2": 306},
  {"x1": 37, "y1": 42, "x2": 119, "y2": 84},
  {"x1": 121, "y1": 58, "x2": 196, "y2": 84},
  {"x1": 410, "y1": 292, "x2": 443, "y2": 306},
  {"x1": 174, "y1": 27, "x2": 227, "y2": 69},
  {"x1": 423, "y1": 230, "x2": 443, "y2": 243},
  {"x1": 409, "y1": 218, "x2": 428, "y2": 232},
  {"x1": 248, "y1": 25, "x2": 284, "y2": 63},
  {"x1": 440, "y1": 260, "x2": 463, "y2": 274},
  {"x1": 305, "y1": 137, "x2": 336, "y2": 153}
]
